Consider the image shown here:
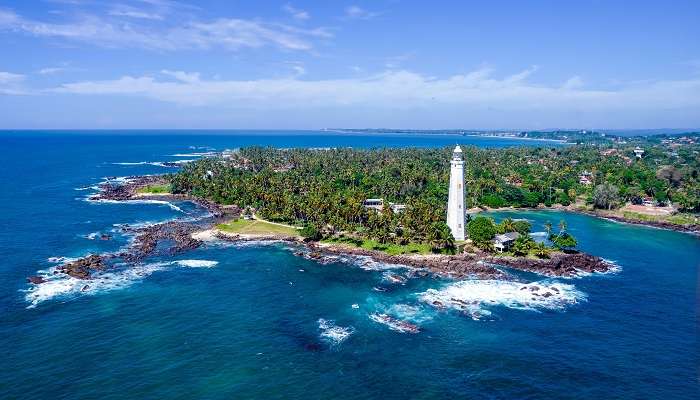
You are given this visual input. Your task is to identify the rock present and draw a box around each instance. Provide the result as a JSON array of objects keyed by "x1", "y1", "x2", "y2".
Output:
[
  {"x1": 58, "y1": 254, "x2": 105, "y2": 280},
  {"x1": 27, "y1": 276, "x2": 46, "y2": 284}
]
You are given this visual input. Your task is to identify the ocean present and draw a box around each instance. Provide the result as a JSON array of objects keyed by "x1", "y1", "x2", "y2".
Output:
[{"x1": 0, "y1": 131, "x2": 697, "y2": 399}]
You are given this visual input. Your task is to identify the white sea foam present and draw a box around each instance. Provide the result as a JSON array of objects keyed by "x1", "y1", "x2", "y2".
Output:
[
  {"x1": 23, "y1": 262, "x2": 171, "y2": 308},
  {"x1": 47, "y1": 256, "x2": 80, "y2": 264},
  {"x1": 23, "y1": 258, "x2": 218, "y2": 308},
  {"x1": 175, "y1": 260, "x2": 218, "y2": 268},
  {"x1": 381, "y1": 303, "x2": 433, "y2": 324},
  {"x1": 87, "y1": 198, "x2": 185, "y2": 213},
  {"x1": 368, "y1": 313, "x2": 421, "y2": 333},
  {"x1": 318, "y1": 318, "x2": 354, "y2": 345},
  {"x1": 112, "y1": 160, "x2": 196, "y2": 167},
  {"x1": 419, "y1": 279, "x2": 586, "y2": 320},
  {"x1": 75, "y1": 185, "x2": 100, "y2": 191},
  {"x1": 171, "y1": 152, "x2": 217, "y2": 157}
]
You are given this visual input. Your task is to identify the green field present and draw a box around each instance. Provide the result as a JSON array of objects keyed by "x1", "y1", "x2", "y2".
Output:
[
  {"x1": 619, "y1": 211, "x2": 699, "y2": 225},
  {"x1": 322, "y1": 236, "x2": 433, "y2": 255},
  {"x1": 136, "y1": 183, "x2": 171, "y2": 194},
  {"x1": 216, "y1": 219, "x2": 300, "y2": 236}
]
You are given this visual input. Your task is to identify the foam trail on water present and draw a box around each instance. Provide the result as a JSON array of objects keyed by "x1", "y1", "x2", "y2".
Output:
[
  {"x1": 175, "y1": 260, "x2": 218, "y2": 268},
  {"x1": 87, "y1": 198, "x2": 185, "y2": 213},
  {"x1": 23, "y1": 259, "x2": 219, "y2": 308},
  {"x1": 419, "y1": 279, "x2": 586, "y2": 319},
  {"x1": 318, "y1": 318, "x2": 354, "y2": 345},
  {"x1": 23, "y1": 262, "x2": 171, "y2": 308}
]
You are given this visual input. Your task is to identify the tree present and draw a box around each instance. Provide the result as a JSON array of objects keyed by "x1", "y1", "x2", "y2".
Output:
[
  {"x1": 553, "y1": 232, "x2": 577, "y2": 252},
  {"x1": 544, "y1": 221, "x2": 553, "y2": 239},
  {"x1": 467, "y1": 216, "x2": 496, "y2": 245},
  {"x1": 300, "y1": 224, "x2": 322, "y2": 241},
  {"x1": 593, "y1": 183, "x2": 620, "y2": 210},
  {"x1": 533, "y1": 242, "x2": 551, "y2": 258},
  {"x1": 513, "y1": 220, "x2": 532, "y2": 235},
  {"x1": 512, "y1": 235, "x2": 534, "y2": 256},
  {"x1": 428, "y1": 221, "x2": 455, "y2": 251}
]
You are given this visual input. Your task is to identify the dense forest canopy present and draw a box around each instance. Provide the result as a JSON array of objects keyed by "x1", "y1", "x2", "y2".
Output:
[{"x1": 171, "y1": 137, "x2": 699, "y2": 249}]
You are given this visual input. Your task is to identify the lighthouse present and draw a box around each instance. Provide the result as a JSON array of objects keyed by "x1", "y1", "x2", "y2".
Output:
[{"x1": 447, "y1": 145, "x2": 466, "y2": 241}]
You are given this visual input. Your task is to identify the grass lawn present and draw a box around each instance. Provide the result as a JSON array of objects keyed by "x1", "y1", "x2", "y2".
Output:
[
  {"x1": 136, "y1": 183, "x2": 171, "y2": 194},
  {"x1": 619, "y1": 211, "x2": 699, "y2": 225},
  {"x1": 323, "y1": 236, "x2": 433, "y2": 255},
  {"x1": 216, "y1": 218, "x2": 300, "y2": 236}
]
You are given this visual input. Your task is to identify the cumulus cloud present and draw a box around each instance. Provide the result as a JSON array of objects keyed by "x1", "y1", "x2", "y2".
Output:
[
  {"x1": 108, "y1": 6, "x2": 164, "y2": 20},
  {"x1": 283, "y1": 4, "x2": 310, "y2": 21},
  {"x1": 0, "y1": 8, "x2": 331, "y2": 51},
  {"x1": 344, "y1": 5, "x2": 380, "y2": 20},
  {"x1": 0, "y1": 71, "x2": 26, "y2": 94},
  {"x1": 49, "y1": 67, "x2": 700, "y2": 116}
]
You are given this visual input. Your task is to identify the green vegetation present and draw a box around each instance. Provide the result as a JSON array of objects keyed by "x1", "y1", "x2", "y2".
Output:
[
  {"x1": 136, "y1": 183, "x2": 171, "y2": 194},
  {"x1": 216, "y1": 218, "x2": 300, "y2": 236},
  {"x1": 171, "y1": 138, "x2": 698, "y2": 253},
  {"x1": 467, "y1": 216, "x2": 497, "y2": 249},
  {"x1": 618, "y1": 211, "x2": 699, "y2": 226},
  {"x1": 322, "y1": 236, "x2": 434, "y2": 255},
  {"x1": 593, "y1": 182, "x2": 620, "y2": 210}
]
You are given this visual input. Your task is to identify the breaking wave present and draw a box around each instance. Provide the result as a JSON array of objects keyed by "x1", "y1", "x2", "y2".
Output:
[
  {"x1": 112, "y1": 160, "x2": 196, "y2": 167},
  {"x1": 87, "y1": 198, "x2": 185, "y2": 213},
  {"x1": 419, "y1": 279, "x2": 586, "y2": 320},
  {"x1": 23, "y1": 259, "x2": 219, "y2": 308},
  {"x1": 170, "y1": 152, "x2": 217, "y2": 157},
  {"x1": 318, "y1": 318, "x2": 354, "y2": 345},
  {"x1": 175, "y1": 260, "x2": 218, "y2": 268}
]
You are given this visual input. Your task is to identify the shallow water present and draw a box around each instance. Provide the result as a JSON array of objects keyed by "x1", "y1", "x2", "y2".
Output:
[{"x1": 0, "y1": 131, "x2": 697, "y2": 399}]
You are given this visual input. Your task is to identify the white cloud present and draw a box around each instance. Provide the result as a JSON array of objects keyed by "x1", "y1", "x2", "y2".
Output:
[
  {"x1": 344, "y1": 5, "x2": 380, "y2": 20},
  {"x1": 161, "y1": 69, "x2": 200, "y2": 83},
  {"x1": 49, "y1": 67, "x2": 700, "y2": 116},
  {"x1": 38, "y1": 67, "x2": 67, "y2": 75},
  {"x1": 108, "y1": 6, "x2": 164, "y2": 20},
  {"x1": 0, "y1": 71, "x2": 26, "y2": 94},
  {"x1": 562, "y1": 76, "x2": 584, "y2": 90},
  {"x1": 0, "y1": 8, "x2": 331, "y2": 52},
  {"x1": 283, "y1": 4, "x2": 310, "y2": 21}
]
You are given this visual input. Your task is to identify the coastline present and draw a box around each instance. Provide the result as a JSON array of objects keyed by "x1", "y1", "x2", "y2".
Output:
[
  {"x1": 470, "y1": 205, "x2": 700, "y2": 235},
  {"x1": 29, "y1": 175, "x2": 617, "y2": 283}
]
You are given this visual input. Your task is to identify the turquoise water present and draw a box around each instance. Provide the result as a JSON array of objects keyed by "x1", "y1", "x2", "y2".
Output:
[{"x1": 0, "y1": 131, "x2": 697, "y2": 399}]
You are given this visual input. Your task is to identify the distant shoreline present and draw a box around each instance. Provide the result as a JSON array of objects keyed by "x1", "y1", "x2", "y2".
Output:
[{"x1": 472, "y1": 205, "x2": 700, "y2": 235}]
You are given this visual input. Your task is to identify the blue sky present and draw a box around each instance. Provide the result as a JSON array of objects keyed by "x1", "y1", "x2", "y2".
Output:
[{"x1": 0, "y1": 0, "x2": 699, "y2": 129}]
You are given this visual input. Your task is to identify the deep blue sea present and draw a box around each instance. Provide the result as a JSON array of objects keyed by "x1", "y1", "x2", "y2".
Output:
[{"x1": 0, "y1": 131, "x2": 697, "y2": 399}]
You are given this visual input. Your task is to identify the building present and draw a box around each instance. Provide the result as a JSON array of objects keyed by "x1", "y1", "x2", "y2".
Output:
[
  {"x1": 363, "y1": 198, "x2": 384, "y2": 211},
  {"x1": 633, "y1": 146, "x2": 645, "y2": 158},
  {"x1": 493, "y1": 232, "x2": 520, "y2": 252},
  {"x1": 579, "y1": 171, "x2": 593, "y2": 185},
  {"x1": 447, "y1": 145, "x2": 466, "y2": 241},
  {"x1": 389, "y1": 203, "x2": 406, "y2": 213},
  {"x1": 363, "y1": 199, "x2": 406, "y2": 213}
]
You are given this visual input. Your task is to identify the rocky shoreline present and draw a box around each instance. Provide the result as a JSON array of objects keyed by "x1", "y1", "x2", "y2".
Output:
[{"x1": 28, "y1": 175, "x2": 617, "y2": 284}]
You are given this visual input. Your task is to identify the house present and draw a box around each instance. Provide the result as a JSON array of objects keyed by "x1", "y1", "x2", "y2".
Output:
[
  {"x1": 363, "y1": 198, "x2": 407, "y2": 213},
  {"x1": 363, "y1": 198, "x2": 384, "y2": 211},
  {"x1": 579, "y1": 171, "x2": 593, "y2": 185},
  {"x1": 389, "y1": 203, "x2": 406, "y2": 213},
  {"x1": 633, "y1": 146, "x2": 645, "y2": 158},
  {"x1": 493, "y1": 232, "x2": 520, "y2": 252}
]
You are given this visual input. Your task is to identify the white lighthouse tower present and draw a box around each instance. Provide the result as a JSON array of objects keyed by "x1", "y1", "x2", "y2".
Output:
[{"x1": 447, "y1": 145, "x2": 466, "y2": 241}]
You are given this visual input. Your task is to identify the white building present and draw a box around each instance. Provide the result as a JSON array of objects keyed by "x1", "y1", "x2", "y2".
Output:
[{"x1": 447, "y1": 145, "x2": 466, "y2": 241}]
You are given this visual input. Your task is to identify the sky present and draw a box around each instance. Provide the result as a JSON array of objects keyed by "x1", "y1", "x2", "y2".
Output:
[{"x1": 0, "y1": 0, "x2": 699, "y2": 130}]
